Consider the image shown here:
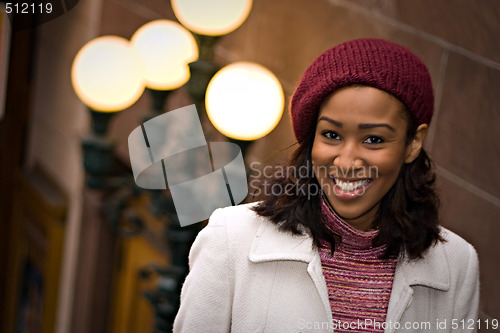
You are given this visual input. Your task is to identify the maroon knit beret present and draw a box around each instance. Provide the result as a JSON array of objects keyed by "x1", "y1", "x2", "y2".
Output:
[{"x1": 290, "y1": 38, "x2": 434, "y2": 143}]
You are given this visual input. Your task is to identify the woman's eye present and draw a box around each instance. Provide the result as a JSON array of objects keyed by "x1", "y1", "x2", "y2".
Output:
[
  {"x1": 322, "y1": 131, "x2": 341, "y2": 140},
  {"x1": 363, "y1": 136, "x2": 385, "y2": 144}
]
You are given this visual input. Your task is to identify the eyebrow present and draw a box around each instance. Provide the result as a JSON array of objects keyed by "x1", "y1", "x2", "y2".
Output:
[
  {"x1": 318, "y1": 116, "x2": 396, "y2": 132},
  {"x1": 318, "y1": 116, "x2": 343, "y2": 127}
]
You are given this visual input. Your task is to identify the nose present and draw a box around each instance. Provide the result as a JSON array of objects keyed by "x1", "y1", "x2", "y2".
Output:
[{"x1": 332, "y1": 141, "x2": 363, "y2": 171}]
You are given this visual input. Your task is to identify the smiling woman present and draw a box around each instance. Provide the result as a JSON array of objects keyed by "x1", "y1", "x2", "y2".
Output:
[{"x1": 173, "y1": 39, "x2": 479, "y2": 333}]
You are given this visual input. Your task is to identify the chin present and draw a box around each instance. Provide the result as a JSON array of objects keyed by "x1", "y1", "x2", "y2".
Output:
[
  {"x1": 324, "y1": 193, "x2": 380, "y2": 225},
  {"x1": 331, "y1": 205, "x2": 368, "y2": 220}
]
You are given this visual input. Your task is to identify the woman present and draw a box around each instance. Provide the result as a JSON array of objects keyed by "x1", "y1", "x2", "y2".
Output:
[{"x1": 173, "y1": 38, "x2": 479, "y2": 332}]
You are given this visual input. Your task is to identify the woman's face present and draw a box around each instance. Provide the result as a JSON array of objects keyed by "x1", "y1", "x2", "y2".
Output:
[{"x1": 311, "y1": 85, "x2": 425, "y2": 231}]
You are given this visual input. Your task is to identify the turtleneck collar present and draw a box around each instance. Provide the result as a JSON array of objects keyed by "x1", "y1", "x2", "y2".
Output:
[{"x1": 320, "y1": 196, "x2": 380, "y2": 250}]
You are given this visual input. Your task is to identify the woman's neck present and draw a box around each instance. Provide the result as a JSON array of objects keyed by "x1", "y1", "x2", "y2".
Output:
[
  {"x1": 320, "y1": 198, "x2": 380, "y2": 250},
  {"x1": 322, "y1": 196, "x2": 379, "y2": 232}
]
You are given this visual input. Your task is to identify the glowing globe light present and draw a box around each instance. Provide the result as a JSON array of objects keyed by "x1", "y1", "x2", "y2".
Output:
[
  {"x1": 71, "y1": 36, "x2": 145, "y2": 112},
  {"x1": 130, "y1": 20, "x2": 198, "y2": 90},
  {"x1": 205, "y1": 62, "x2": 284, "y2": 141},
  {"x1": 171, "y1": 0, "x2": 253, "y2": 36}
]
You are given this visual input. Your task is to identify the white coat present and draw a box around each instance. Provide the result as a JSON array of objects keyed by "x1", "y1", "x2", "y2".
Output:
[{"x1": 173, "y1": 203, "x2": 479, "y2": 333}]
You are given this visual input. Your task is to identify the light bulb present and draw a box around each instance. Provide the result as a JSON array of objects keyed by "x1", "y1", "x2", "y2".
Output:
[
  {"x1": 171, "y1": 0, "x2": 252, "y2": 36},
  {"x1": 131, "y1": 20, "x2": 198, "y2": 90},
  {"x1": 206, "y1": 62, "x2": 284, "y2": 141},
  {"x1": 71, "y1": 36, "x2": 145, "y2": 112}
]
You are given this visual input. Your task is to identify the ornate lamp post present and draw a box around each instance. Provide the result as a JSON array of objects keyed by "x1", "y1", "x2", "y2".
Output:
[
  {"x1": 71, "y1": 24, "x2": 200, "y2": 333},
  {"x1": 128, "y1": 19, "x2": 204, "y2": 333},
  {"x1": 137, "y1": 3, "x2": 256, "y2": 331},
  {"x1": 71, "y1": 35, "x2": 146, "y2": 189},
  {"x1": 70, "y1": 35, "x2": 147, "y2": 333}
]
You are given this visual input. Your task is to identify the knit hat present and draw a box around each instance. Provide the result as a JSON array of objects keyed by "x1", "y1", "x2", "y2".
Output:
[{"x1": 290, "y1": 38, "x2": 434, "y2": 143}]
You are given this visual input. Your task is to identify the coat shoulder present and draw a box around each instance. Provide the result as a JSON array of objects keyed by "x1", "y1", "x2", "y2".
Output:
[
  {"x1": 433, "y1": 227, "x2": 479, "y2": 284},
  {"x1": 206, "y1": 202, "x2": 270, "y2": 245},
  {"x1": 438, "y1": 227, "x2": 478, "y2": 263}
]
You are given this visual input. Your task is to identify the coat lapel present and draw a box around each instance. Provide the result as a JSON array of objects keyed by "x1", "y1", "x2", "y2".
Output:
[
  {"x1": 385, "y1": 237, "x2": 451, "y2": 332},
  {"x1": 248, "y1": 221, "x2": 333, "y2": 323},
  {"x1": 248, "y1": 220, "x2": 314, "y2": 263}
]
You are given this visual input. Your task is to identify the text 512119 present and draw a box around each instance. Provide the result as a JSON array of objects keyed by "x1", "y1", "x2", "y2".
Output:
[{"x1": 5, "y1": 2, "x2": 53, "y2": 14}]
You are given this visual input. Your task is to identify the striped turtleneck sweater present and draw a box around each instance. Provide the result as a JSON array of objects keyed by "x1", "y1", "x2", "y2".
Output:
[{"x1": 318, "y1": 199, "x2": 397, "y2": 332}]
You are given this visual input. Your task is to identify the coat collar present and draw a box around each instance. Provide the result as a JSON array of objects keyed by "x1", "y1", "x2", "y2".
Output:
[
  {"x1": 248, "y1": 220, "x2": 451, "y2": 291},
  {"x1": 248, "y1": 217, "x2": 314, "y2": 264},
  {"x1": 385, "y1": 232, "x2": 451, "y2": 330},
  {"x1": 248, "y1": 218, "x2": 332, "y2": 323},
  {"x1": 397, "y1": 239, "x2": 451, "y2": 291}
]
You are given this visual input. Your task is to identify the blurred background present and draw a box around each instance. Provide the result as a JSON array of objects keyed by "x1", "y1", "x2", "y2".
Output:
[{"x1": 0, "y1": 0, "x2": 499, "y2": 332}]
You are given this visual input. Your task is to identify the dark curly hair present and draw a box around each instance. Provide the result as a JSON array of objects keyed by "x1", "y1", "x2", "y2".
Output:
[{"x1": 252, "y1": 104, "x2": 443, "y2": 260}]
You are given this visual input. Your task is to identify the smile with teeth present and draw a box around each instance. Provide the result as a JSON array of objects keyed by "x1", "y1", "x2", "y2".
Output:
[{"x1": 333, "y1": 178, "x2": 371, "y2": 192}]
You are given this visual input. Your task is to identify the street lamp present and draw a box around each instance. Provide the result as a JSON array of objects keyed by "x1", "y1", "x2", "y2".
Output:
[
  {"x1": 71, "y1": 35, "x2": 146, "y2": 188},
  {"x1": 138, "y1": 4, "x2": 257, "y2": 331},
  {"x1": 71, "y1": 24, "x2": 203, "y2": 333},
  {"x1": 129, "y1": 20, "x2": 206, "y2": 332}
]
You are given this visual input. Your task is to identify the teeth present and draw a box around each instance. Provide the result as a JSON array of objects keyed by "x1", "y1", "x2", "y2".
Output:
[{"x1": 334, "y1": 179, "x2": 369, "y2": 192}]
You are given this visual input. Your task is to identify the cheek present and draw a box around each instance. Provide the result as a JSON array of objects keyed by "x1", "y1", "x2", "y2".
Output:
[
  {"x1": 311, "y1": 144, "x2": 335, "y2": 169},
  {"x1": 311, "y1": 141, "x2": 334, "y2": 166},
  {"x1": 368, "y1": 149, "x2": 406, "y2": 179},
  {"x1": 311, "y1": 142, "x2": 335, "y2": 181}
]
